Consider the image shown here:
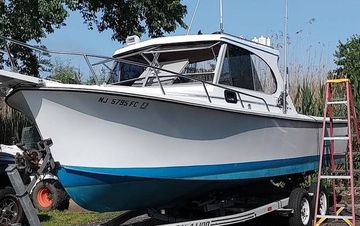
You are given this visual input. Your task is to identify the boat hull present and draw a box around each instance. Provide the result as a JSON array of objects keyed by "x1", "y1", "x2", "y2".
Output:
[
  {"x1": 6, "y1": 88, "x2": 346, "y2": 211},
  {"x1": 56, "y1": 157, "x2": 318, "y2": 211}
]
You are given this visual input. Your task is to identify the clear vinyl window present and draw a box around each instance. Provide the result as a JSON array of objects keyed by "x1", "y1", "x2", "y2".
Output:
[{"x1": 219, "y1": 44, "x2": 276, "y2": 94}]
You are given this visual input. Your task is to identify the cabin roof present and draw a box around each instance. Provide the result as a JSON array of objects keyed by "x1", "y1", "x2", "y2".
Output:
[{"x1": 112, "y1": 33, "x2": 279, "y2": 58}]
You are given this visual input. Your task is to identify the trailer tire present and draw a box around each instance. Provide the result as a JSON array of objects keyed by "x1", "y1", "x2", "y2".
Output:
[
  {"x1": 288, "y1": 188, "x2": 312, "y2": 226},
  {"x1": 32, "y1": 180, "x2": 69, "y2": 211},
  {"x1": 308, "y1": 184, "x2": 329, "y2": 216},
  {"x1": 0, "y1": 187, "x2": 25, "y2": 225}
]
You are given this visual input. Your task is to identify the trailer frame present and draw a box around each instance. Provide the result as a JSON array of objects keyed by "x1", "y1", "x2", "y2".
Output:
[{"x1": 151, "y1": 198, "x2": 291, "y2": 226}]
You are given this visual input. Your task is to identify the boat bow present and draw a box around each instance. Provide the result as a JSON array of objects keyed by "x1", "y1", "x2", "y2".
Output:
[{"x1": 0, "y1": 70, "x2": 44, "y2": 96}]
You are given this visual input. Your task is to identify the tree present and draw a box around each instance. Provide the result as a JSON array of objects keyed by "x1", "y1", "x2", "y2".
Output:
[
  {"x1": 334, "y1": 35, "x2": 360, "y2": 102},
  {"x1": 335, "y1": 35, "x2": 360, "y2": 78},
  {"x1": 47, "y1": 61, "x2": 81, "y2": 84},
  {"x1": 65, "y1": 0, "x2": 187, "y2": 42},
  {"x1": 1, "y1": 0, "x2": 187, "y2": 76},
  {"x1": 0, "y1": 0, "x2": 68, "y2": 76}
]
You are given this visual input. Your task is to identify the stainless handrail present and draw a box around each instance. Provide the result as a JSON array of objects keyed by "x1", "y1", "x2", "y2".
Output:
[
  {"x1": 4, "y1": 40, "x2": 17, "y2": 72},
  {"x1": 137, "y1": 74, "x2": 212, "y2": 103},
  {"x1": 111, "y1": 74, "x2": 270, "y2": 111},
  {"x1": 0, "y1": 35, "x2": 270, "y2": 112},
  {"x1": 0, "y1": 36, "x2": 101, "y2": 85},
  {"x1": 106, "y1": 59, "x2": 270, "y2": 111}
]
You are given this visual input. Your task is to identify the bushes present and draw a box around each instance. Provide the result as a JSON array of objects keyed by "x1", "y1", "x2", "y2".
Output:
[
  {"x1": 0, "y1": 98, "x2": 31, "y2": 144},
  {"x1": 292, "y1": 79, "x2": 325, "y2": 116}
]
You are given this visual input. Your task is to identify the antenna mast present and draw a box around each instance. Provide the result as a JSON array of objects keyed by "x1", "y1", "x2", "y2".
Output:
[
  {"x1": 220, "y1": 0, "x2": 224, "y2": 33},
  {"x1": 283, "y1": 0, "x2": 288, "y2": 114}
]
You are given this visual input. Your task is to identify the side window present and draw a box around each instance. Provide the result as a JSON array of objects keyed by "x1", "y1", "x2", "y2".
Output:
[
  {"x1": 219, "y1": 45, "x2": 276, "y2": 94},
  {"x1": 250, "y1": 55, "x2": 276, "y2": 94},
  {"x1": 219, "y1": 45, "x2": 254, "y2": 90},
  {"x1": 108, "y1": 62, "x2": 120, "y2": 83}
]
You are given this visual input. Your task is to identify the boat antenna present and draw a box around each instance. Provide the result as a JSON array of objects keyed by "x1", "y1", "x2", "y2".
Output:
[
  {"x1": 219, "y1": 0, "x2": 224, "y2": 33},
  {"x1": 283, "y1": 0, "x2": 288, "y2": 114},
  {"x1": 187, "y1": 0, "x2": 200, "y2": 35}
]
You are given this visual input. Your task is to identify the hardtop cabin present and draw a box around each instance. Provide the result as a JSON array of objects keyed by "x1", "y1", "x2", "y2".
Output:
[{"x1": 109, "y1": 34, "x2": 295, "y2": 114}]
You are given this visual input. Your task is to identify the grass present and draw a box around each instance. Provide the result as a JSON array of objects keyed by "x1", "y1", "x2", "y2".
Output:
[{"x1": 39, "y1": 210, "x2": 121, "y2": 226}]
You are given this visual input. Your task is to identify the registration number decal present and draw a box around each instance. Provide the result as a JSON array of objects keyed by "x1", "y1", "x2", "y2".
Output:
[{"x1": 98, "y1": 96, "x2": 149, "y2": 109}]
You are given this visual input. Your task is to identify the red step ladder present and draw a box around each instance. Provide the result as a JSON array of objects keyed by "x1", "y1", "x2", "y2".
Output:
[{"x1": 314, "y1": 78, "x2": 360, "y2": 226}]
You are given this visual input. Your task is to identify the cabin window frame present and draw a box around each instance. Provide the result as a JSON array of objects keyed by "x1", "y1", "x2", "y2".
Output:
[
  {"x1": 109, "y1": 41, "x2": 225, "y2": 87},
  {"x1": 215, "y1": 43, "x2": 277, "y2": 95}
]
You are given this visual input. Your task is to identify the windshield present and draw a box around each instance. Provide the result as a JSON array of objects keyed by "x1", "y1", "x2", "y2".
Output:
[
  {"x1": 108, "y1": 41, "x2": 222, "y2": 86},
  {"x1": 107, "y1": 62, "x2": 145, "y2": 85}
]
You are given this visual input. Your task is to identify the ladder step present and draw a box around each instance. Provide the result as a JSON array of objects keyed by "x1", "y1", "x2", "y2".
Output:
[
  {"x1": 320, "y1": 175, "x2": 351, "y2": 179},
  {"x1": 331, "y1": 117, "x2": 347, "y2": 120},
  {"x1": 327, "y1": 78, "x2": 350, "y2": 84},
  {"x1": 326, "y1": 119, "x2": 348, "y2": 123},
  {"x1": 323, "y1": 137, "x2": 349, "y2": 141},
  {"x1": 316, "y1": 215, "x2": 353, "y2": 220},
  {"x1": 327, "y1": 101, "x2": 347, "y2": 105},
  {"x1": 326, "y1": 115, "x2": 353, "y2": 120}
]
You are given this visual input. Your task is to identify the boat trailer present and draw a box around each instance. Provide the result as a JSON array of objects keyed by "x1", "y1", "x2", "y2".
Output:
[
  {"x1": 149, "y1": 198, "x2": 292, "y2": 226},
  {"x1": 97, "y1": 197, "x2": 292, "y2": 226},
  {"x1": 5, "y1": 139, "x2": 323, "y2": 226}
]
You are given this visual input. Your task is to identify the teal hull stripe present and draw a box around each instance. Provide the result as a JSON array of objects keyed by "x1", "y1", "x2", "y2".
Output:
[{"x1": 59, "y1": 155, "x2": 319, "y2": 181}]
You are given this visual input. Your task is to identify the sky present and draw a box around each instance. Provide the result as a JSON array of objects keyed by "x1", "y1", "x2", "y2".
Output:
[{"x1": 41, "y1": 0, "x2": 360, "y2": 73}]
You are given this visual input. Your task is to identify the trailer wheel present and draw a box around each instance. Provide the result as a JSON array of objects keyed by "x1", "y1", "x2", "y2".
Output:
[
  {"x1": 288, "y1": 188, "x2": 312, "y2": 226},
  {"x1": 32, "y1": 180, "x2": 69, "y2": 211},
  {"x1": 0, "y1": 187, "x2": 25, "y2": 225},
  {"x1": 308, "y1": 184, "x2": 329, "y2": 216}
]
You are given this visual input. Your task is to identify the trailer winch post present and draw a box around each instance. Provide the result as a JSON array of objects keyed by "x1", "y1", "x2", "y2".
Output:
[{"x1": 6, "y1": 165, "x2": 41, "y2": 226}]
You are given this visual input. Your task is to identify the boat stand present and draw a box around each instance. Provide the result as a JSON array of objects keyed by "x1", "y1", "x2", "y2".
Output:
[{"x1": 5, "y1": 139, "x2": 55, "y2": 226}]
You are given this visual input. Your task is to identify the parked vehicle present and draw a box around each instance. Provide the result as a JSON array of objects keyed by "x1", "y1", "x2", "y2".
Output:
[{"x1": 0, "y1": 152, "x2": 25, "y2": 225}]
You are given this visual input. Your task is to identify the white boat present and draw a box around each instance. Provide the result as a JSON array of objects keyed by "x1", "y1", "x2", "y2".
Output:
[{"x1": 0, "y1": 33, "x2": 346, "y2": 212}]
